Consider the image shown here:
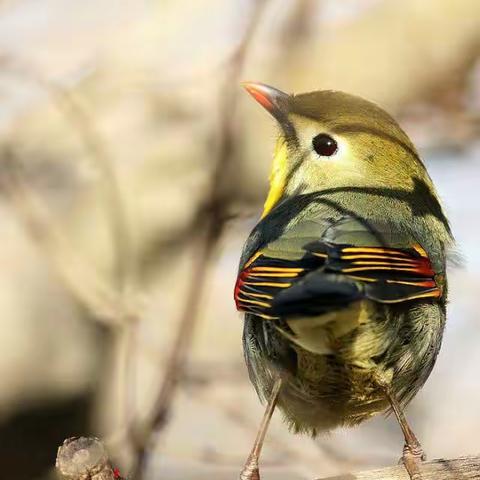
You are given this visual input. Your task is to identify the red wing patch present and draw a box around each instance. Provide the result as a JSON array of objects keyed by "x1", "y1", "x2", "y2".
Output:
[{"x1": 234, "y1": 253, "x2": 320, "y2": 318}]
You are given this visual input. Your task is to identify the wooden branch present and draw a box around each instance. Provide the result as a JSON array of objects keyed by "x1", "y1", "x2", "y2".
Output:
[
  {"x1": 127, "y1": 2, "x2": 271, "y2": 478},
  {"x1": 56, "y1": 437, "x2": 124, "y2": 480},
  {"x1": 57, "y1": 437, "x2": 479, "y2": 480},
  {"x1": 318, "y1": 455, "x2": 480, "y2": 480}
]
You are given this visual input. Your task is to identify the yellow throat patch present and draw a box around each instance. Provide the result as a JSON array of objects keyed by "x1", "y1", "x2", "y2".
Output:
[{"x1": 262, "y1": 137, "x2": 288, "y2": 218}]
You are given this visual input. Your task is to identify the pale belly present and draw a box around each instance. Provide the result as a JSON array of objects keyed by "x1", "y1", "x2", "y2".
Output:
[
  {"x1": 276, "y1": 347, "x2": 391, "y2": 435},
  {"x1": 243, "y1": 300, "x2": 444, "y2": 436}
]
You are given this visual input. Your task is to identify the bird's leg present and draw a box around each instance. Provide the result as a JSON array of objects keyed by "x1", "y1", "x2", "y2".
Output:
[
  {"x1": 385, "y1": 389, "x2": 426, "y2": 480},
  {"x1": 240, "y1": 378, "x2": 282, "y2": 480}
]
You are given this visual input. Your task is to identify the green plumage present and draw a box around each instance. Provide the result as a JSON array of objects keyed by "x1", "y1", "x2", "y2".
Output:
[
  {"x1": 237, "y1": 87, "x2": 453, "y2": 436},
  {"x1": 241, "y1": 193, "x2": 448, "y2": 434}
]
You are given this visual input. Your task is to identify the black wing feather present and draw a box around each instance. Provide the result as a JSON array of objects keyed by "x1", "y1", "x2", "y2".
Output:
[{"x1": 235, "y1": 241, "x2": 441, "y2": 319}]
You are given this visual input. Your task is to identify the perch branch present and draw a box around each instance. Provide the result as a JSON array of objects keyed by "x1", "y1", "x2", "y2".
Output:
[
  {"x1": 319, "y1": 455, "x2": 480, "y2": 480},
  {"x1": 56, "y1": 437, "x2": 125, "y2": 480},
  {"x1": 56, "y1": 438, "x2": 480, "y2": 480}
]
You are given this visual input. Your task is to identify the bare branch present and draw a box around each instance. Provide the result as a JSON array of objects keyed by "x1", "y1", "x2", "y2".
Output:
[
  {"x1": 319, "y1": 455, "x2": 480, "y2": 480},
  {"x1": 56, "y1": 437, "x2": 480, "y2": 480},
  {"x1": 1, "y1": 59, "x2": 134, "y2": 297},
  {"x1": 1, "y1": 61, "x2": 140, "y2": 433},
  {"x1": 56, "y1": 437, "x2": 124, "y2": 480},
  {"x1": 0, "y1": 150, "x2": 129, "y2": 325},
  {"x1": 128, "y1": 0, "x2": 270, "y2": 477}
]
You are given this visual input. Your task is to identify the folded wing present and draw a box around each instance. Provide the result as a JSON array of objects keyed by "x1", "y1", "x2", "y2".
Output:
[{"x1": 235, "y1": 219, "x2": 442, "y2": 320}]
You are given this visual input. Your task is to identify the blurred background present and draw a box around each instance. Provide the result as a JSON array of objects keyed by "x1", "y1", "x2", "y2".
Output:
[{"x1": 1, "y1": 0, "x2": 480, "y2": 479}]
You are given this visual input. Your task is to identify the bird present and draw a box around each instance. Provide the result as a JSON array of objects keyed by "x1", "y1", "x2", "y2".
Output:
[{"x1": 234, "y1": 82, "x2": 453, "y2": 480}]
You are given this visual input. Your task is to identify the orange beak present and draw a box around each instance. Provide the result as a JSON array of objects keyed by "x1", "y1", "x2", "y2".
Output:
[{"x1": 242, "y1": 82, "x2": 290, "y2": 120}]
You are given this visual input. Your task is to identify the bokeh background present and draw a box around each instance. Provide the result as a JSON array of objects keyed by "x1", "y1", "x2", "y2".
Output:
[{"x1": 1, "y1": 1, "x2": 480, "y2": 479}]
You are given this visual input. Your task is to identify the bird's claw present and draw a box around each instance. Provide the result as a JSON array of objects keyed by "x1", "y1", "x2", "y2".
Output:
[
  {"x1": 240, "y1": 454, "x2": 260, "y2": 480},
  {"x1": 400, "y1": 442, "x2": 426, "y2": 480}
]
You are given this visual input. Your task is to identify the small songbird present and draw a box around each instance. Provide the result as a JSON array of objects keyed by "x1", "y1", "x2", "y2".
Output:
[{"x1": 234, "y1": 82, "x2": 453, "y2": 480}]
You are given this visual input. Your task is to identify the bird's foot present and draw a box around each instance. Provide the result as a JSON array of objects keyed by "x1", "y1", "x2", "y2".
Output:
[
  {"x1": 400, "y1": 442, "x2": 426, "y2": 480},
  {"x1": 240, "y1": 454, "x2": 260, "y2": 480}
]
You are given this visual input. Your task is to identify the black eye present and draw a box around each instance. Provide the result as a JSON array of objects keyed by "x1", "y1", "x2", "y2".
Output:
[{"x1": 312, "y1": 134, "x2": 337, "y2": 157}]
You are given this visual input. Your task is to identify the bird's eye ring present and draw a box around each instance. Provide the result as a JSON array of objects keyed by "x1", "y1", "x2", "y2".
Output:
[{"x1": 312, "y1": 134, "x2": 337, "y2": 157}]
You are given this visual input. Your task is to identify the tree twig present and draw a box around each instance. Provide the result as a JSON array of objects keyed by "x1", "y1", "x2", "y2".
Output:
[
  {"x1": 2, "y1": 60, "x2": 133, "y2": 294},
  {"x1": 1, "y1": 61, "x2": 139, "y2": 433},
  {"x1": 56, "y1": 437, "x2": 125, "y2": 480},
  {"x1": 318, "y1": 455, "x2": 480, "y2": 480},
  {"x1": 56, "y1": 437, "x2": 480, "y2": 480},
  {"x1": 128, "y1": 0, "x2": 270, "y2": 477},
  {"x1": 0, "y1": 151, "x2": 129, "y2": 325}
]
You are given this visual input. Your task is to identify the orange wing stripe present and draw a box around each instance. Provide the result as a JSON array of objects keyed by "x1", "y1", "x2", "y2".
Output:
[
  {"x1": 341, "y1": 254, "x2": 418, "y2": 261},
  {"x1": 349, "y1": 260, "x2": 418, "y2": 266},
  {"x1": 248, "y1": 272, "x2": 299, "y2": 278},
  {"x1": 235, "y1": 242, "x2": 440, "y2": 314},
  {"x1": 342, "y1": 266, "x2": 422, "y2": 273},
  {"x1": 341, "y1": 247, "x2": 411, "y2": 256},
  {"x1": 251, "y1": 266, "x2": 304, "y2": 273}
]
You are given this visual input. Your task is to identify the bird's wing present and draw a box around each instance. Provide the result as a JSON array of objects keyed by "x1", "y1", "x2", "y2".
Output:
[{"x1": 235, "y1": 217, "x2": 443, "y2": 320}]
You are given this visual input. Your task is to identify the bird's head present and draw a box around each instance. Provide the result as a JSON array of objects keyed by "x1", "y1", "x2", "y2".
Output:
[{"x1": 242, "y1": 82, "x2": 432, "y2": 218}]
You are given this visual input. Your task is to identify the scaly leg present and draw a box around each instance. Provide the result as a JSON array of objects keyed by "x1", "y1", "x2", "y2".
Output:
[
  {"x1": 385, "y1": 389, "x2": 426, "y2": 480},
  {"x1": 240, "y1": 378, "x2": 282, "y2": 480}
]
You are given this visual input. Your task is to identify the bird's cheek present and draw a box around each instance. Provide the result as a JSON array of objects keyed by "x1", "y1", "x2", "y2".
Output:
[{"x1": 307, "y1": 158, "x2": 365, "y2": 189}]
